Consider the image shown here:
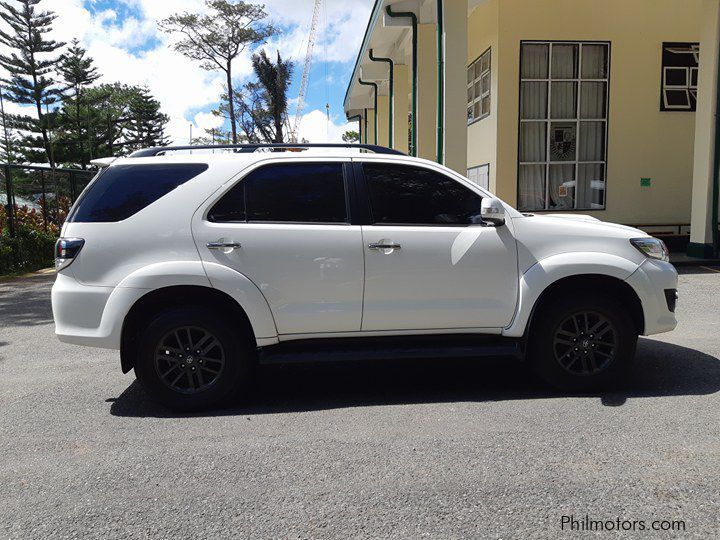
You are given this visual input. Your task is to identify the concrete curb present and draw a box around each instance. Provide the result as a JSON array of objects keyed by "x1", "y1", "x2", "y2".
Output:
[{"x1": 0, "y1": 267, "x2": 56, "y2": 283}]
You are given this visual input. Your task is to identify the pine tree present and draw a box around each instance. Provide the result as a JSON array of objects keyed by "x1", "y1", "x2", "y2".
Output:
[
  {"x1": 57, "y1": 39, "x2": 99, "y2": 169},
  {"x1": 0, "y1": 88, "x2": 20, "y2": 163},
  {"x1": 86, "y1": 83, "x2": 135, "y2": 157},
  {"x1": 124, "y1": 87, "x2": 169, "y2": 152},
  {"x1": 0, "y1": 0, "x2": 65, "y2": 166}
]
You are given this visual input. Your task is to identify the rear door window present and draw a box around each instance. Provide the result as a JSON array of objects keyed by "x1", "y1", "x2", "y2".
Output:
[
  {"x1": 68, "y1": 163, "x2": 208, "y2": 222},
  {"x1": 208, "y1": 162, "x2": 348, "y2": 224}
]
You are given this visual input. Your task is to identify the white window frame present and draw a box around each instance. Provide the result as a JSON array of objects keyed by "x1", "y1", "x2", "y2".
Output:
[
  {"x1": 517, "y1": 40, "x2": 610, "y2": 211},
  {"x1": 467, "y1": 48, "x2": 491, "y2": 124},
  {"x1": 661, "y1": 43, "x2": 699, "y2": 111}
]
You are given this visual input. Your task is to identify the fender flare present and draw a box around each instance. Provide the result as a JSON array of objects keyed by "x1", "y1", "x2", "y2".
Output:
[
  {"x1": 116, "y1": 260, "x2": 278, "y2": 342},
  {"x1": 201, "y1": 261, "x2": 278, "y2": 341},
  {"x1": 503, "y1": 252, "x2": 640, "y2": 337}
]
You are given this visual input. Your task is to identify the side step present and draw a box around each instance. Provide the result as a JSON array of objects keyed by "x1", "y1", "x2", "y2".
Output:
[{"x1": 258, "y1": 334, "x2": 523, "y2": 365}]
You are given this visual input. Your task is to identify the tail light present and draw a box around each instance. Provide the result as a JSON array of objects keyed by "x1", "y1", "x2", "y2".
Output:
[{"x1": 55, "y1": 238, "x2": 85, "y2": 271}]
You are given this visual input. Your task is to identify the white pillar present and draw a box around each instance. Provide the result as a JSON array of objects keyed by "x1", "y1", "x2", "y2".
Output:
[
  {"x1": 377, "y1": 94, "x2": 390, "y2": 147},
  {"x1": 366, "y1": 108, "x2": 377, "y2": 145},
  {"x1": 689, "y1": 0, "x2": 720, "y2": 257},
  {"x1": 417, "y1": 23, "x2": 438, "y2": 161},
  {"x1": 442, "y1": 0, "x2": 468, "y2": 174},
  {"x1": 393, "y1": 64, "x2": 410, "y2": 153}
]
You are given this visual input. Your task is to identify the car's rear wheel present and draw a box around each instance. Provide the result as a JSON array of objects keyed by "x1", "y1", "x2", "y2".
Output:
[
  {"x1": 134, "y1": 307, "x2": 251, "y2": 411},
  {"x1": 528, "y1": 293, "x2": 637, "y2": 391}
]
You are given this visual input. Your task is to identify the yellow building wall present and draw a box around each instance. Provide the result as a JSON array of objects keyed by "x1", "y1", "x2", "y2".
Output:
[
  {"x1": 467, "y1": 0, "x2": 500, "y2": 192},
  {"x1": 491, "y1": 0, "x2": 702, "y2": 224}
]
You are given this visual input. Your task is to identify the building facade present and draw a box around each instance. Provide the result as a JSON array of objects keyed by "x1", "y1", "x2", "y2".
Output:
[{"x1": 344, "y1": 0, "x2": 720, "y2": 256}]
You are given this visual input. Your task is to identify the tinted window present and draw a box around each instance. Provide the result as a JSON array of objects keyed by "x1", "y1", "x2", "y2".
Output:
[
  {"x1": 69, "y1": 164, "x2": 208, "y2": 222},
  {"x1": 363, "y1": 163, "x2": 483, "y2": 225},
  {"x1": 209, "y1": 163, "x2": 347, "y2": 223}
]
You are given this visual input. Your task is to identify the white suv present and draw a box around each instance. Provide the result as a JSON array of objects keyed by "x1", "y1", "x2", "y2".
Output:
[{"x1": 51, "y1": 144, "x2": 678, "y2": 410}]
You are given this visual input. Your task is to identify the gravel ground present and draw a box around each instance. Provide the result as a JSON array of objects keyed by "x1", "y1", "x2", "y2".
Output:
[{"x1": 1, "y1": 268, "x2": 719, "y2": 539}]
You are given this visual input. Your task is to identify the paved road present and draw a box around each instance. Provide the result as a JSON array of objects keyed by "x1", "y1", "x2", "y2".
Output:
[{"x1": 1, "y1": 268, "x2": 719, "y2": 539}]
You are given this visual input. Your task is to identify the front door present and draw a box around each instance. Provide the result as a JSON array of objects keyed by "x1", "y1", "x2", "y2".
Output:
[
  {"x1": 193, "y1": 160, "x2": 364, "y2": 335},
  {"x1": 357, "y1": 160, "x2": 519, "y2": 332}
]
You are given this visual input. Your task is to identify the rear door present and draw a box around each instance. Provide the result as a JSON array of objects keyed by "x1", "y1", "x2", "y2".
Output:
[
  {"x1": 356, "y1": 159, "x2": 519, "y2": 332},
  {"x1": 192, "y1": 159, "x2": 364, "y2": 335}
]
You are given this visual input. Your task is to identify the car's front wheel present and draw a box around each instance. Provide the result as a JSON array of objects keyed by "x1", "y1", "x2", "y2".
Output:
[
  {"x1": 134, "y1": 307, "x2": 251, "y2": 411},
  {"x1": 528, "y1": 293, "x2": 637, "y2": 391}
]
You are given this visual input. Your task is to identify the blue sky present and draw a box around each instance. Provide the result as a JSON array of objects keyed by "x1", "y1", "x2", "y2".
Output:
[{"x1": 1, "y1": 0, "x2": 374, "y2": 142}]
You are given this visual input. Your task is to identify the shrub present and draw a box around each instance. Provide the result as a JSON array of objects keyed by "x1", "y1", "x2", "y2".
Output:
[
  {"x1": 0, "y1": 225, "x2": 57, "y2": 275},
  {"x1": 1, "y1": 197, "x2": 72, "y2": 274}
]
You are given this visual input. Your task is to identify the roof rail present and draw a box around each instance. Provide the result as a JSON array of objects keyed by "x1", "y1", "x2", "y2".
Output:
[{"x1": 128, "y1": 143, "x2": 405, "y2": 158}]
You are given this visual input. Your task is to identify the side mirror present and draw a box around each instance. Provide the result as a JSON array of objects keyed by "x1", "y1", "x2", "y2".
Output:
[{"x1": 481, "y1": 198, "x2": 505, "y2": 226}]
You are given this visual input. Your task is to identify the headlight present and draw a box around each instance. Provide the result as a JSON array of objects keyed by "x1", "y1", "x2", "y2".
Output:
[{"x1": 630, "y1": 237, "x2": 669, "y2": 262}]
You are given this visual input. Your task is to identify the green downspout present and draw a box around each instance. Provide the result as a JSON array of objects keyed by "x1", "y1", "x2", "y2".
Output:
[
  {"x1": 369, "y1": 49, "x2": 394, "y2": 148},
  {"x1": 385, "y1": 5, "x2": 417, "y2": 157},
  {"x1": 363, "y1": 108, "x2": 368, "y2": 143},
  {"x1": 436, "y1": 0, "x2": 444, "y2": 164},
  {"x1": 358, "y1": 79, "x2": 378, "y2": 144},
  {"x1": 368, "y1": 49, "x2": 395, "y2": 148}
]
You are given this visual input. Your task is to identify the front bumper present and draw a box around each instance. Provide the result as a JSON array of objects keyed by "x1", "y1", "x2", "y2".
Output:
[
  {"x1": 52, "y1": 272, "x2": 146, "y2": 350},
  {"x1": 624, "y1": 258, "x2": 678, "y2": 335}
]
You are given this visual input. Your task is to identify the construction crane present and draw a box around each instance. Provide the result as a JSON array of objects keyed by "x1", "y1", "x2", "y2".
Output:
[{"x1": 290, "y1": 0, "x2": 323, "y2": 143}]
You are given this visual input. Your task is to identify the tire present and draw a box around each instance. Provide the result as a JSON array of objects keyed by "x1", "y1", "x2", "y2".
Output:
[
  {"x1": 134, "y1": 307, "x2": 252, "y2": 411},
  {"x1": 527, "y1": 293, "x2": 637, "y2": 391}
]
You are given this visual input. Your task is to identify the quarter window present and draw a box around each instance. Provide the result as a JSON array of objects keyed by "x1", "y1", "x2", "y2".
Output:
[
  {"x1": 208, "y1": 162, "x2": 347, "y2": 223},
  {"x1": 68, "y1": 164, "x2": 209, "y2": 222},
  {"x1": 518, "y1": 41, "x2": 609, "y2": 211},
  {"x1": 363, "y1": 163, "x2": 483, "y2": 225},
  {"x1": 467, "y1": 48, "x2": 491, "y2": 123}
]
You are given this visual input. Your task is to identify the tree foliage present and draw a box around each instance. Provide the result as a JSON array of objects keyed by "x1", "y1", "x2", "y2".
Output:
[
  {"x1": 342, "y1": 130, "x2": 359, "y2": 143},
  {"x1": 212, "y1": 49, "x2": 294, "y2": 144},
  {"x1": 0, "y1": 0, "x2": 169, "y2": 168},
  {"x1": 0, "y1": 0, "x2": 64, "y2": 165},
  {"x1": 57, "y1": 39, "x2": 100, "y2": 169},
  {"x1": 159, "y1": 0, "x2": 275, "y2": 144},
  {"x1": 124, "y1": 87, "x2": 170, "y2": 152}
]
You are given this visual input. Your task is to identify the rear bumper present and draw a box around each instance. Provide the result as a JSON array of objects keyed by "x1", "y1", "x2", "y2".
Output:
[
  {"x1": 624, "y1": 259, "x2": 678, "y2": 335},
  {"x1": 52, "y1": 272, "x2": 146, "y2": 350}
]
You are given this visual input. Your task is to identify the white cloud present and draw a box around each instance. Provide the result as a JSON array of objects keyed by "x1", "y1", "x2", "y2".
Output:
[
  {"x1": 297, "y1": 109, "x2": 353, "y2": 143},
  {"x1": 194, "y1": 111, "x2": 224, "y2": 132}
]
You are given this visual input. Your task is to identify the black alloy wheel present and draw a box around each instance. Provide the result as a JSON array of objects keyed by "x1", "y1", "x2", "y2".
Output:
[{"x1": 552, "y1": 311, "x2": 618, "y2": 376}]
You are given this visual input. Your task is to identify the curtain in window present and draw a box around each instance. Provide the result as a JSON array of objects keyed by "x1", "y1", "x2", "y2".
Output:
[
  {"x1": 577, "y1": 46, "x2": 608, "y2": 207},
  {"x1": 521, "y1": 82, "x2": 547, "y2": 119},
  {"x1": 551, "y1": 82, "x2": 577, "y2": 119},
  {"x1": 551, "y1": 44, "x2": 578, "y2": 78},
  {"x1": 521, "y1": 44, "x2": 548, "y2": 78},
  {"x1": 581, "y1": 44, "x2": 607, "y2": 78},
  {"x1": 519, "y1": 165, "x2": 545, "y2": 211},
  {"x1": 519, "y1": 44, "x2": 549, "y2": 209},
  {"x1": 548, "y1": 164, "x2": 575, "y2": 209},
  {"x1": 577, "y1": 163, "x2": 605, "y2": 208},
  {"x1": 520, "y1": 123, "x2": 546, "y2": 162}
]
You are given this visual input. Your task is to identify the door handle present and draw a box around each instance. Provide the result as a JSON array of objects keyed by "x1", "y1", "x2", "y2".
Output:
[
  {"x1": 206, "y1": 241, "x2": 241, "y2": 250},
  {"x1": 368, "y1": 243, "x2": 401, "y2": 250}
]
